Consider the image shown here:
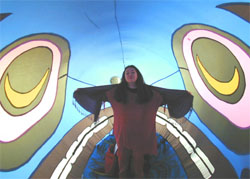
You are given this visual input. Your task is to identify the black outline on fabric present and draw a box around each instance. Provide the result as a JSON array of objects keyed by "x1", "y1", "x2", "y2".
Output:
[
  {"x1": 67, "y1": 75, "x2": 96, "y2": 87},
  {"x1": 58, "y1": 73, "x2": 67, "y2": 80},
  {"x1": 114, "y1": 0, "x2": 125, "y2": 68},
  {"x1": 84, "y1": 12, "x2": 100, "y2": 29},
  {"x1": 150, "y1": 70, "x2": 180, "y2": 85},
  {"x1": 179, "y1": 67, "x2": 189, "y2": 71},
  {"x1": 148, "y1": 53, "x2": 189, "y2": 87}
]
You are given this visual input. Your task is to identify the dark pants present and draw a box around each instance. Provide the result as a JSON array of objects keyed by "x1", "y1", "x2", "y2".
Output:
[{"x1": 117, "y1": 147, "x2": 144, "y2": 178}]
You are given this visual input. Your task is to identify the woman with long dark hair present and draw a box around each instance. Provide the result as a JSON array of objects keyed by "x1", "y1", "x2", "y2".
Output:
[
  {"x1": 74, "y1": 65, "x2": 193, "y2": 178},
  {"x1": 107, "y1": 65, "x2": 161, "y2": 177},
  {"x1": 114, "y1": 65, "x2": 153, "y2": 104}
]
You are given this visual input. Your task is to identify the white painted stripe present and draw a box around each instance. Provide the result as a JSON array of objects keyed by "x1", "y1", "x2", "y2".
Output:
[
  {"x1": 156, "y1": 116, "x2": 167, "y2": 125},
  {"x1": 179, "y1": 136, "x2": 194, "y2": 154},
  {"x1": 166, "y1": 123, "x2": 180, "y2": 138},
  {"x1": 196, "y1": 147, "x2": 215, "y2": 174},
  {"x1": 182, "y1": 131, "x2": 196, "y2": 148},
  {"x1": 157, "y1": 112, "x2": 214, "y2": 178},
  {"x1": 50, "y1": 116, "x2": 108, "y2": 179},
  {"x1": 191, "y1": 152, "x2": 211, "y2": 179}
]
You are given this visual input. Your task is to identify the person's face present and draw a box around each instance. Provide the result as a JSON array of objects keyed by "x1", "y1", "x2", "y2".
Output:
[{"x1": 124, "y1": 67, "x2": 138, "y2": 83}]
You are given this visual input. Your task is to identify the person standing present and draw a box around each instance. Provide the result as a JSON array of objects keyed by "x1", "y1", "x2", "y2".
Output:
[{"x1": 73, "y1": 65, "x2": 193, "y2": 178}]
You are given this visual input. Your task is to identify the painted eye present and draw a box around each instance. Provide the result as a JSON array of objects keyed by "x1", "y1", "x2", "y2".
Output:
[
  {"x1": 0, "y1": 34, "x2": 70, "y2": 170},
  {"x1": 172, "y1": 24, "x2": 250, "y2": 154}
]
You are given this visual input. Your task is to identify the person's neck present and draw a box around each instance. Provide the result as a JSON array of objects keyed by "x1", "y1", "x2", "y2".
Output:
[{"x1": 127, "y1": 82, "x2": 137, "y2": 89}]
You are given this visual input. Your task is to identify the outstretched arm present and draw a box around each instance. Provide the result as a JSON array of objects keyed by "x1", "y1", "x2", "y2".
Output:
[
  {"x1": 73, "y1": 85, "x2": 115, "y2": 121},
  {"x1": 151, "y1": 86, "x2": 193, "y2": 118}
]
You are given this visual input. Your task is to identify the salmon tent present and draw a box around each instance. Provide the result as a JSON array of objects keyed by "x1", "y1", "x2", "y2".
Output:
[{"x1": 0, "y1": 0, "x2": 249, "y2": 178}]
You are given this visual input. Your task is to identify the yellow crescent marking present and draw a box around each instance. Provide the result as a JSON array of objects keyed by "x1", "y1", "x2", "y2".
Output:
[
  {"x1": 4, "y1": 69, "x2": 50, "y2": 108},
  {"x1": 196, "y1": 55, "x2": 239, "y2": 95}
]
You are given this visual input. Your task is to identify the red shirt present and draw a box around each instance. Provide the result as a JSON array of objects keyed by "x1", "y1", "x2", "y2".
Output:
[{"x1": 106, "y1": 87, "x2": 162, "y2": 155}]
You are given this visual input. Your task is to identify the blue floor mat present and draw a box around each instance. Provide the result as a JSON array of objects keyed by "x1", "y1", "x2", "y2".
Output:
[{"x1": 82, "y1": 133, "x2": 187, "y2": 178}]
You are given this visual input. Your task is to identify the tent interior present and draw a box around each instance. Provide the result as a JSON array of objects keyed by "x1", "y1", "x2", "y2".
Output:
[{"x1": 0, "y1": 0, "x2": 249, "y2": 178}]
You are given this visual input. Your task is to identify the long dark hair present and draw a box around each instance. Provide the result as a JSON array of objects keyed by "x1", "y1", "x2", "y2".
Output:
[{"x1": 114, "y1": 65, "x2": 153, "y2": 104}]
